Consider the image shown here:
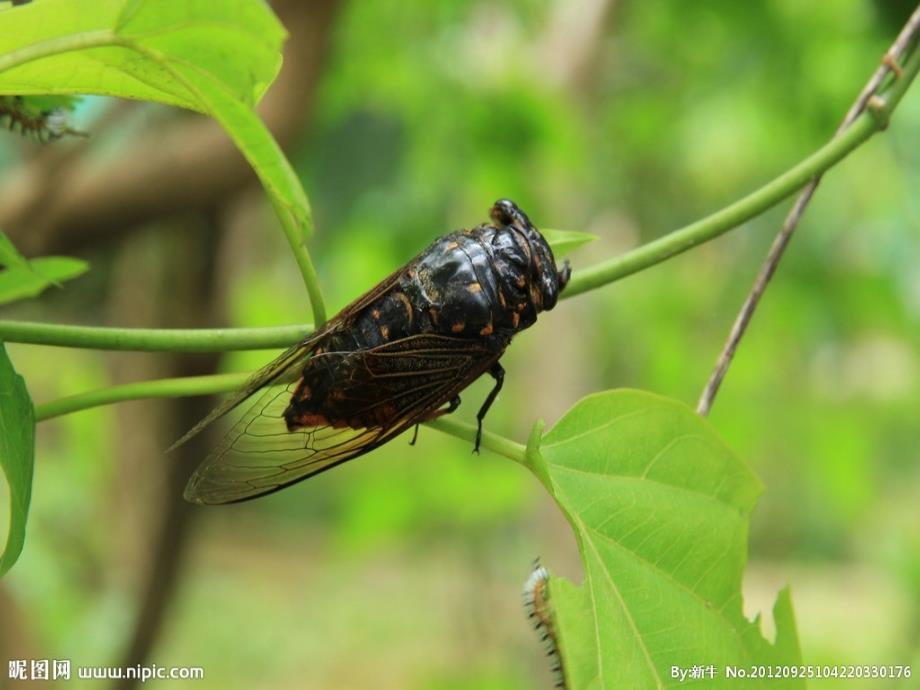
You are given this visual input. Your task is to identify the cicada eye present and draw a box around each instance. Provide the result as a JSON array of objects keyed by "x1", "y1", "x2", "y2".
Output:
[
  {"x1": 490, "y1": 199, "x2": 520, "y2": 227},
  {"x1": 558, "y1": 260, "x2": 572, "y2": 290}
]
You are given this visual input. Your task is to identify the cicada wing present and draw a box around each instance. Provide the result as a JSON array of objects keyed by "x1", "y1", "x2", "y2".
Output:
[
  {"x1": 172, "y1": 257, "x2": 430, "y2": 456},
  {"x1": 183, "y1": 382, "x2": 406, "y2": 504},
  {"x1": 168, "y1": 334, "x2": 319, "y2": 453},
  {"x1": 184, "y1": 334, "x2": 506, "y2": 505}
]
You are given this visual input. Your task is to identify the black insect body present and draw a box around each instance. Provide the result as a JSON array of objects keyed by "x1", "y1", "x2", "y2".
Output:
[{"x1": 179, "y1": 199, "x2": 571, "y2": 504}]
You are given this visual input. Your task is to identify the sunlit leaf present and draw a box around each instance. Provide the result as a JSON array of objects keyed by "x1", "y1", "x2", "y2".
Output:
[
  {"x1": 0, "y1": 256, "x2": 88, "y2": 305},
  {"x1": 0, "y1": 0, "x2": 313, "y2": 245},
  {"x1": 0, "y1": 341, "x2": 35, "y2": 576},
  {"x1": 528, "y1": 390, "x2": 803, "y2": 689},
  {"x1": 0, "y1": 0, "x2": 282, "y2": 108},
  {"x1": 542, "y1": 228, "x2": 596, "y2": 257}
]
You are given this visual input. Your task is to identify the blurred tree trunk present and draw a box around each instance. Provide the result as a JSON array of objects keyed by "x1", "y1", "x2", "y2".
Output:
[{"x1": 106, "y1": 218, "x2": 224, "y2": 690}]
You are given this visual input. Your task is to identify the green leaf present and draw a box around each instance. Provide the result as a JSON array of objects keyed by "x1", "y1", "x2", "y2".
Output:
[
  {"x1": 0, "y1": 0, "x2": 305, "y2": 215},
  {"x1": 0, "y1": 230, "x2": 29, "y2": 269},
  {"x1": 0, "y1": 256, "x2": 89, "y2": 305},
  {"x1": 0, "y1": 0, "x2": 321, "y2": 320},
  {"x1": 0, "y1": 341, "x2": 35, "y2": 576},
  {"x1": 529, "y1": 390, "x2": 803, "y2": 689},
  {"x1": 542, "y1": 228, "x2": 596, "y2": 257},
  {"x1": 0, "y1": 0, "x2": 283, "y2": 109}
]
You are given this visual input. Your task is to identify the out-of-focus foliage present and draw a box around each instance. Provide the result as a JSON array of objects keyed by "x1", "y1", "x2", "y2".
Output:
[
  {"x1": 2, "y1": 0, "x2": 919, "y2": 688},
  {"x1": 0, "y1": 256, "x2": 88, "y2": 304},
  {"x1": 0, "y1": 229, "x2": 89, "y2": 304}
]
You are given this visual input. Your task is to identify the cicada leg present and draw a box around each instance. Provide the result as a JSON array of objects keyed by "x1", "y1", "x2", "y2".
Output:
[
  {"x1": 474, "y1": 362, "x2": 505, "y2": 454},
  {"x1": 409, "y1": 395, "x2": 462, "y2": 446}
]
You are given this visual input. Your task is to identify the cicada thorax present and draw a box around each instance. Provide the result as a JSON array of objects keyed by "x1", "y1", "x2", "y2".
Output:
[{"x1": 406, "y1": 206, "x2": 568, "y2": 341}]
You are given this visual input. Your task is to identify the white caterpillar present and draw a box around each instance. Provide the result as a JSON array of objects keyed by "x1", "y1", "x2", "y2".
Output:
[{"x1": 522, "y1": 561, "x2": 566, "y2": 689}]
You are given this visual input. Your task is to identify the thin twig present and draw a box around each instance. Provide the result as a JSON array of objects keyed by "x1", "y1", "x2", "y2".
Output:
[{"x1": 696, "y1": 5, "x2": 920, "y2": 416}]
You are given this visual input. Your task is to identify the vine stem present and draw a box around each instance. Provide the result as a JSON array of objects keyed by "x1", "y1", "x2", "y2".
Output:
[
  {"x1": 0, "y1": 321, "x2": 312, "y2": 351},
  {"x1": 33, "y1": 373, "x2": 249, "y2": 422},
  {"x1": 268, "y1": 196, "x2": 328, "y2": 328},
  {"x1": 33, "y1": 371, "x2": 528, "y2": 463},
  {"x1": 427, "y1": 417, "x2": 527, "y2": 464},
  {"x1": 562, "y1": 37, "x2": 920, "y2": 301},
  {"x1": 559, "y1": 111, "x2": 868, "y2": 298},
  {"x1": 696, "y1": 6, "x2": 920, "y2": 416}
]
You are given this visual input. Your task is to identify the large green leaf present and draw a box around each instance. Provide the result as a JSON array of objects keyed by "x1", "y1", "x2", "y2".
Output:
[
  {"x1": 0, "y1": 0, "x2": 314, "y2": 259},
  {"x1": 0, "y1": 341, "x2": 35, "y2": 576},
  {"x1": 527, "y1": 390, "x2": 803, "y2": 689},
  {"x1": 0, "y1": 256, "x2": 89, "y2": 305},
  {"x1": 0, "y1": 0, "x2": 282, "y2": 109}
]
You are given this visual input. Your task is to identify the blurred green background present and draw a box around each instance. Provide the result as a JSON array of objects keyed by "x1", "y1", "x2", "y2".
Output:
[{"x1": 1, "y1": 0, "x2": 919, "y2": 688}]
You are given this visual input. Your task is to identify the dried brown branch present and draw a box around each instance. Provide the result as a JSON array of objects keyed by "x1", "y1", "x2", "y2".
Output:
[{"x1": 696, "y1": 4, "x2": 920, "y2": 416}]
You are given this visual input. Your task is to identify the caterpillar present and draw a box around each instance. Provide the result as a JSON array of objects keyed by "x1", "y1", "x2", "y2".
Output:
[
  {"x1": 0, "y1": 96, "x2": 85, "y2": 143},
  {"x1": 522, "y1": 561, "x2": 566, "y2": 690}
]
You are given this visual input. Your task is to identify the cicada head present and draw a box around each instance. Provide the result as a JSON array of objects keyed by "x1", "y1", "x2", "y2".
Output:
[{"x1": 490, "y1": 199, "x2": 570, "y2": 314}]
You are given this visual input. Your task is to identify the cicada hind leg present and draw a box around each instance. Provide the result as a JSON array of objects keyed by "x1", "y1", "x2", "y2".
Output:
[
  {"x1": 409, "y1": 395, "x2": 461, "y2": 446},
  {"x1": 474, "y1": 362, "x2": 505, "y2": 454}
]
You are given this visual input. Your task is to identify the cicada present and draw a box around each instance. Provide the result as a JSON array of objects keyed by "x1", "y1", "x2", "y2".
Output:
[{"x1": 178, "y1": 199, "x2": 571, "y2": 504}]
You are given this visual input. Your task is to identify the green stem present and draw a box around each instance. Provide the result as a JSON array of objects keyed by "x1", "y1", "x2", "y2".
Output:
[
  {"x1": 564, "y1": 113, "x2": 872, "y2": 297},
  {"x1": 34, "y1": 372, "x2": 528, "y2": 462},
  {"x1": 563, "y1": 43, "x2": 920, "y2": 299},
  {"x1": 34, "y1": 372, "x2": 249, "y2": 422},
  {"x1": 0, "y1": 321, "x2": 312, "y2": 351},
  {"x1": 126, "y1": 41, "x2": 329, "y2": 329},
  {"x1": 426, "y1": 417, "x2": 527, "y2": 464},
  {"x1": 269, "y1": 197, "x2": 328, "y2": 327}
]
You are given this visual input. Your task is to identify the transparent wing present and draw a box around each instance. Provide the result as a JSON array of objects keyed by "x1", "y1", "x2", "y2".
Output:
[
  {"x1": 184, "y1": 334, "x2": 505, "y2": 505},
  {"x1": 168, "y1": 334, "x2": 320, "y2": 453},
  {"x1": 170, "y1": 259, "x2": 421, "y2": 455},
  {"x1": 183, "y1": 382, "x2": 405, "y2": 504}
]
